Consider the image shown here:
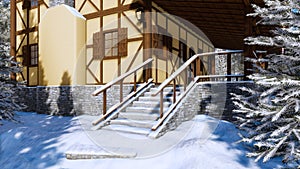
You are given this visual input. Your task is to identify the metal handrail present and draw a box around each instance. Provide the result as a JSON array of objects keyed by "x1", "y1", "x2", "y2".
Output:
[
  {"x1": 92, "y1": 58, "x2": 154, "y2": 115},
  {"x1": 151, "y1": 50, "x2": 243, "y2": 120}
]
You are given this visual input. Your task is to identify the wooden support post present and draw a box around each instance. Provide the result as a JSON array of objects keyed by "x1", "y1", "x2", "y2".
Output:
[
  {"x1": 173, "y1": 79, "x2": 176, "y2": 103},
  {"x1": 184, "y1": 68, "x2": 187, "y2": 90},
  {"x1": 103, "y1": 90, "x2": 107, "y2": 115},
  {"x1": 143, "y1": 0, "x2": 152, "y2": 82},
  {"x1": 10, "y1": 0, "x2": 17, "y2": 81},
  {"x1": 120, "y1": 80, "x2": 123, "y2": 102},
  {"x1": 10, "y1": 0, "x2": 16, "y2": 57},
  {"x1": 134, "y1": 72, "x2": 137, "y2": 92},
  {"x1": 244, "y1": 5, "x2": 255, "y2": 79},
  {"x1": 160, "y1": 91, "x2": 164, "y2": 118},
  {"x1": 26, "y1": 7, "x2": 30, "y2": 86},
  {"x1": 210, "y1": 55, "x2": 215, "y2": 75},
  {"x1": 227, "y1": 53, "x2": 232, "y2": 81}
]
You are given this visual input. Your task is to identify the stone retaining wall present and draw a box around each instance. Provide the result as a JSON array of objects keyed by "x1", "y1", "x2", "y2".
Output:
[
  {"x1": 18, "y1": 85, "x2": 134, "y2": 116},
  {"x1": 161, "y1": 81, "x2": 254, "y2": 136}
]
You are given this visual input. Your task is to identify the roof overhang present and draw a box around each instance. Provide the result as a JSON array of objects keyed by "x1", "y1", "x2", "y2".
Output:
[{"x1": 152, "y1": 0, "x2": 265, "y2": 50}]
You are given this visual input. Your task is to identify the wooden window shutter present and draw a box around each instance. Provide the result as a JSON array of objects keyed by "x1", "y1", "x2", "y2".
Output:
[
  {"x1": 152, "y1": 26, "x2": 165, "y2": 58},
  {"x1": 118, "y1": 28, "x2": 128, "y2": 57},
  {"x1": 22, "y1": 46, "x2": 29, "y2": 66},
  {"x1": 164, "y1": 35, "x2": 173, "y2": 59},
  {"x1": 164, "y1": 35, "x2": 172, "y2": 52},
  {"x1": 152, "y1": 26, "x2": 159, "y2": 49},
  {"x1": 93, "y1": 31, "x2": 104, "y2": 60}
]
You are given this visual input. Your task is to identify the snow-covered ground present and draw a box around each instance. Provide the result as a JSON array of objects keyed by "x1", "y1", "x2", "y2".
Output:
[{"x1": 0, "y1": 112, "x2": 287, "y2": 169}]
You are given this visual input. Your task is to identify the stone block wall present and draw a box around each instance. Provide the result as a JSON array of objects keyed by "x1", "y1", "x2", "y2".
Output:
[
  {"x1": 16, "y1": 87, "x2": 37, "y2": 112},
  {"x1": 161, "y1": 81, "x2": 254, "y2": 135},
  {"x1": 18, "y1": 85, "x2": 134, "y2": 116}
]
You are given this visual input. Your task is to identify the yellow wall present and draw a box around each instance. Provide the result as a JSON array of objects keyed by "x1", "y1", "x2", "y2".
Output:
[
  {"x1": 152, "y1": 2, "x2": 215, "y2": 83},
  {"x1": 15, "y1": 0, "x2": 50, "y2": 85},
  {"x1": 15, "y1": 0, "x2": 215, "y2": 86},
  {"x1": 83, "y1": 4, "x2": 144, "y2": 84},
  {"x1": 39, "y1": 5, "x2": 86, "y2": 86}
]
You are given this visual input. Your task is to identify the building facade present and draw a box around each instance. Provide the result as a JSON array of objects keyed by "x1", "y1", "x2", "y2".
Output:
[{"x1": 10, "y1": 0, "x2": 215, "y2": 86}]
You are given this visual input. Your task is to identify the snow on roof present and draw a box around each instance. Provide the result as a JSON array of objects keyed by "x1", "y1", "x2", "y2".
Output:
[{"x1": 63, "y1": 4, "x2": 86, "y2": 20}]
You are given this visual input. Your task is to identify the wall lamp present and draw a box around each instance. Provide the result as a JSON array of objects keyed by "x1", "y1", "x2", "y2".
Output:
[{"x1": 135, "y1": 7, "x2": 145, "y2": 23}]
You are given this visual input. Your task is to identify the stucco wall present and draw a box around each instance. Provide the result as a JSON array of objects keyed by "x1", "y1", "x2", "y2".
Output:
[{"x1": 39, "y1": 5, "x2": 86, "y2": 86}]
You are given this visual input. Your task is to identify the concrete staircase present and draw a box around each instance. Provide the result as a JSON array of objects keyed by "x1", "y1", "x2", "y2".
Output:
[{"x1": 101, "y1": 86, "x2": 182, "y2": 136}]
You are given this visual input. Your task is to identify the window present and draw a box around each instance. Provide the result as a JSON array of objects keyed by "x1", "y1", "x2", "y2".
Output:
[
  {"x1": 23, "y1": 0, "x2": 39, "y2": 9},
  {"x1": 179, "y1": 41, "x2": 187, "y2": 62},
  {"x1": 104, "y1": 31, "x2": 119, "y2": 57},
  {"x1": 30, "y1": 0, "x2": 38, "y2": 7},
  {"x1": 22, "y1": 44, "x2": 38, "y2": 66},
  {"x1": 93, "y1": 28, "x2": 128, "y2": 60},
  {"x1": 30, "y1": 44, "x2": 38, "y2": 66}
]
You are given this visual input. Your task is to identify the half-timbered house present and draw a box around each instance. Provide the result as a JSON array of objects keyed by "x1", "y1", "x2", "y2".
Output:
[{"x1": 10, "y1": 0, "x2": 215, "y2": 86}]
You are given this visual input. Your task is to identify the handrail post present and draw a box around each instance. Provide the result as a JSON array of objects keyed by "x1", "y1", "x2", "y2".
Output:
[
  {"x1": 227, "y1": 53, "x2": 232, "y2": 81},
  {"x1": 184, "y1": 68, "x2": 187, "y2": 91},
  {"x1": 134, "y1": 72, "x2": 137, "y2": 92},
  {"x1": 120, "y1": 80, "x2": 123, "y2": 102},
  {"x1": 103, "y1": 90, "x2": 107, "y2": 115},
  {"x1": 160, "y1": 91, "x2": 164, "y2": 118},
  {"x1": 173, "y1": 79, "x2": 176, "y2": 103}
]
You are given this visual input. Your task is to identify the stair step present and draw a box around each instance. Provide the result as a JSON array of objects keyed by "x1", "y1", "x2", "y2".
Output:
[
  {"x1": 139, "y1": 96, "x2": 174, "y2": 102},
  {"x1": 126, "y1": 107, "x2": 165, "y2": 113},
  {"x1": 109, "y1": 118, "x2": 156, "y2": 128},
  {"x1": 143, "y1": 91, "x2": 181, "y2": 97},
  {"x1": 119, "y1": 112, "x2": 160, "y2": 121},
  {"x1": 150, "y1": 87, "x2": 183, "y2": 93},
  {"x1": 102, "y1": 124, "x2": 151, "y2": 135},
  {"x1": 132, "y1": 101, "x2": 170, "y2": 108}
]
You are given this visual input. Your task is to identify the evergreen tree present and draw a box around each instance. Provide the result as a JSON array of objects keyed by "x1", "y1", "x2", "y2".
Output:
[
  {"x1": 0, "y1": 0, "x2": 24, "y2": 123},
  {"x1": 233, "y1": 0, "x2": 300, "y2": 164}
]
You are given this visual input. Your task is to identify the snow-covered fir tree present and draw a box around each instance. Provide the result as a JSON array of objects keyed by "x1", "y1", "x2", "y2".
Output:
[
  {"x1": 0, "y1": 0, "x2": 24, "y2": 123},
  {"x1": 233, "y1": 0, "x2": 300, "y2": 164}
]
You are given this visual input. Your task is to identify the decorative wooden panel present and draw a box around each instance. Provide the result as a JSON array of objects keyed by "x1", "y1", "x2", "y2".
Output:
[
  {"x1": 22, "y1": 45, "x2": 29, "y2": 66},
  {"x1": 93, "y1": 31, "x2": 104, "y2": 60},
  {"x1": 164, "y1": 35, "x2": 172, "y2": 53},
  {"x1": 118, "y1": 28, "x2": 128, "y2": 57}
]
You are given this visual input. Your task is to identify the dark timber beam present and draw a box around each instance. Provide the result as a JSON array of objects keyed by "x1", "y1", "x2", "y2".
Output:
[{"x1": 10, "y1": 0, "x2": 16, "y2": 57}]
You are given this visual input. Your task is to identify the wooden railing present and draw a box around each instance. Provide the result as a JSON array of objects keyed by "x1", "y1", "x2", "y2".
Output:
[
  {"x1": 151, "y1": 50, "x2": 243, "y2": 130},
  {"x1": 92, "y1": 58, "x2": 154, "y2": 116}
]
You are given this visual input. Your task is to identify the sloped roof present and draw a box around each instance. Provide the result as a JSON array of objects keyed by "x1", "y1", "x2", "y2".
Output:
[{"x1": 153, "y1": 0, "x2": 265, "y2": 49}]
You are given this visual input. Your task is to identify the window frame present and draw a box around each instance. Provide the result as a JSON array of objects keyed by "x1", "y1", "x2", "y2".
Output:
[
  {"x1": 103, "y1": 29, "x2": 119, "y2": 59},
  {"x1": 29, "y1": 44, "x2": 38, "y2": 66},
  {"x1": 179, "y1": 40, "x2": 187, "y2": 62},
  {"x1": 93, "y1": 28, "x2": 128, "y2": 60},
  {"x1": 22, "y1": 44, "x2": 38, "y2": 67}
]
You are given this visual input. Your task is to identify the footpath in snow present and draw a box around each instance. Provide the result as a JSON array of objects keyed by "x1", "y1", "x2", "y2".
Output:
[{"x1": 0, "y1": 112, "x2": 286, "y2": 169}]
